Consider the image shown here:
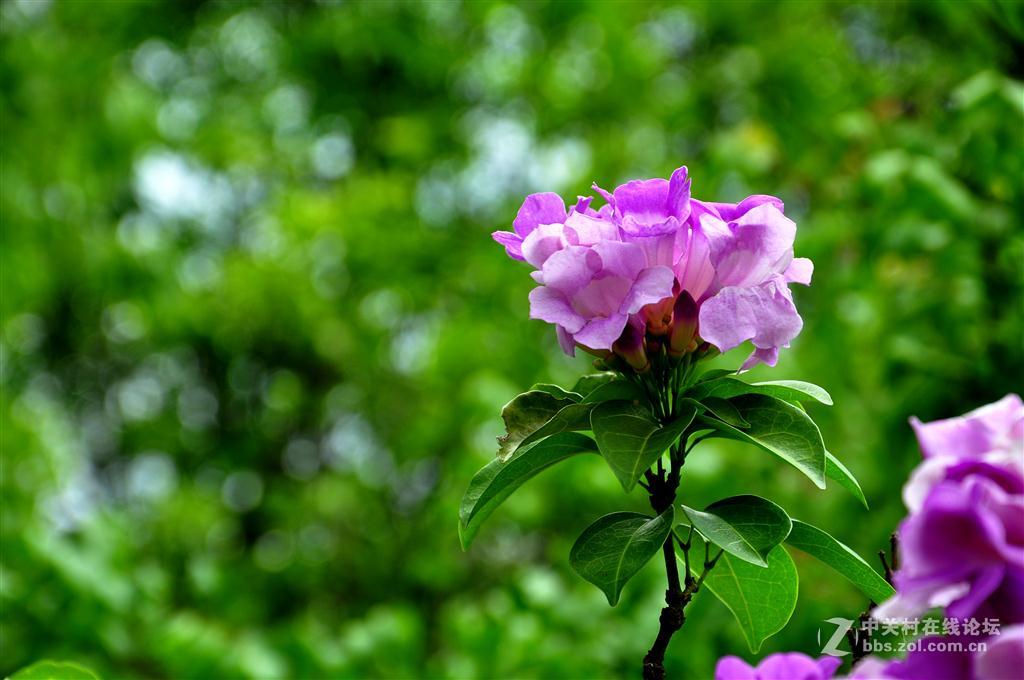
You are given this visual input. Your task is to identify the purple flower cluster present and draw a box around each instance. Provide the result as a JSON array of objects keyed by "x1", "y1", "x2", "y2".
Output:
[
  {"x1": 715, "y1": 396, "x2": 1024, "y2": 680},
  {"x1": 862, "y1": 394, "x2": 1024, "y2": 679},
  {"x1": 716, "y1": 653, "x2": 842, "y2": 680},
  {"x1": 493, "y1": 166, "x2": 812, "y2": 370}
]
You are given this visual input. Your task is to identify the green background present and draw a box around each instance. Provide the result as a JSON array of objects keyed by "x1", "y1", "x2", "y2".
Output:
[{"x1": 3, "y1": 1, "x2": 1022, "y2": 677}]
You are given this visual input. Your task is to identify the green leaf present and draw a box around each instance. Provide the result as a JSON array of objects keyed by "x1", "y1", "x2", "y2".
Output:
[
  {"x1": 529, "y1": 383, "x2": 582, "y2": 402},
  {"x1": 785, "y1": 520, "x2": 895, "y2": 603},
  {"x1": 506, "y1": 380, "x2": 655, "y2": 463},
  {"x1": 591, "y1": 401, "x2": 697, "y2": 491},
  {"x1": 699, "y1": 394, "x2": 827, "y2": 489},
  {"x1": 694, "y1": 368, "x2": 738, "y2": 384},
  {"x1": 826, "y1": 451, "x2": 868, "y2": 508},
  {"x1": 572, "y1": 372, "x2": 619, "y2": 398},
  {"x1": 680, "y1": 495, "x2": 791, "y2": 567},
  {"x1": 752, "y1": 380, "x2": 832, "y2": 405},
  {"x1": 581, "y1": 378, "x2": 646, "y2": 404},
  {"x1": 689, "y1": 377, "x2": 833, "y2": 406},
  {"x1": 701, "y1": 396, "x2": 750, "y2": 429},
  {"x1": 570, "y1": 509, "x2": 674, "y2": 606},
  {"x1": 496, "y1": 390, "x2": 576, "y2": 462},
  {"x1": 682, "y1": 533, "x2": 799, "y2": 653},
  {"x1": 515, "y1": 402, "x2": 596, "y2": 453},
  {"x1": 460, "y1": 432, "x2": 597, "y2": 549},
  {"x1": 9, "y1": 662, "x2": 101, "y2": 680}
]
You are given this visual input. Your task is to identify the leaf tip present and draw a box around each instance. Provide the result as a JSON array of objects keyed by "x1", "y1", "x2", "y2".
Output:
[{"x1": 457, "y1": 523, "x2": 473, "y2": 551}]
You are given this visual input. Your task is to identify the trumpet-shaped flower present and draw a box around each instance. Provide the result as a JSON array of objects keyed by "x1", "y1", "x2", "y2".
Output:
[
  {"x1": 492, "y1": 166, "x2": 813, "y2": 368},
  {"x1": 694, "y1": 197, "x2": 813, "y2": 370},
  {"x1": 875, "y1": 394, "x2": 1024, "y2": 624}
]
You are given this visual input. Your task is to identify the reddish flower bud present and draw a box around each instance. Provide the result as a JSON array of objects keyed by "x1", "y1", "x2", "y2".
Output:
[
  {"x1": 669, "y1": 292, "x2": 699, "y2": 356},
  {"x1": 613, "y1": 320, "x2": 650, "y2": 373},
  {"x1": 578, "y1": 343, "x2": 613, "y2": 360},
  {"x1": 642, "y1": 297, "x2": 675, "y2": 337}
]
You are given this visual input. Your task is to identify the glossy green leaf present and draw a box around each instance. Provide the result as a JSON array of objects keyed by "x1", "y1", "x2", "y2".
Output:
[
  {"x1": 572, "y1": 373, "x2": 620, "y2": 398},
  {"x1": 591, "y1": 401, "x2": 697, "y2": 491},
  {"x1": 510, "y1": 382, "x2": 642, "y2": 457},
  {"x1": 529, "y1": 383, "x2": 582, "y2": 402},
  {"x1": 515, "y1": 402, "x2": 595, "y2": 453},
  {"x1": 580, "y1": 378, "x2": 647, "y2": 405},
  {"x1": 699, "y1": 394, "x2": 827, "y2": 489},
  {"x1": 689, "y1": 377, "x2": 833, "y2": 406},
  {"x1": 701, "y1": 396, "x2": 750, "y2": 429},
  {"x1": 680, "y1": 495, "x2": 791, "y2": 567},
  {"x1": 570, "y1": 509, "x2": 674, "y2": 606},
  {"x1": 786, "y1": 520, "x2": 894, "y2": 603},
  {"x1": 460, "y1": 432, "x2": 597, "y2": 549},
  {"x1": 693, "y1": 368, "x2": 738, "y2": 384},
  {"x1": 9, "y1": 662, "x2": 101, "y2": 680},
  {"x1": 751, "y1": 380, "x2": 832, "y2": 405},
  {"x1": 682, "y1": 534, "x2": 799, "y2": 653},
  {"x1": 496, "y1": 390, "x2": 576, "y2": 462},
  {"x1": 826, "y1": 451, "x2": 868, "y2": 508}
]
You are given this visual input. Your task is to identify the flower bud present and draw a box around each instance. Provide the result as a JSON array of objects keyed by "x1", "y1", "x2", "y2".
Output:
[
  {"x1": 578, "y1": 343, "x2": 613, "y2": 360},
  {"x1": 613, "y1": 320, "x2": 649, "y2": 373},
  {"x1": 696, "y1": 341, "x2": 718, "y2": 362},
  {"x1": 669, "y1": 292, "x2": 699, "y2": 356},
  {"x1": 642, "y1": 297, "x2": 675, "y2": 337}
]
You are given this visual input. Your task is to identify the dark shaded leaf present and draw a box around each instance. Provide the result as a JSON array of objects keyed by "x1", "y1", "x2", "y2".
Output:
[
  {"x1": 701, "y1": 396, "x2": 750, "y2": 428},
  {"x1": 581, "y1": 378, "x2": 647, "y2": 404},
  {"x1": 680, "y1": 495, "x2": 791, "y2": 566},
  {"x1": 826, "y1": 451, "x2": 868, "y2": 508},
  {"x1": 689, "y1": 377, "x2": 833, "y2": 406},
  {"x1": 786, "y1": 519, "x2": 894, "y2": 603},
  {"x1": 529, "y1": 383, "x2": 582, "y2": 402},
  {"x1": 699, "y1": 394, "x2": 827, "y2": 489},
  {"x1": 514, "y1": 402, "x2": 596, "y2": 454},
  {"x1": 572, "y1": 373, "x2": 620, "y2": 398},
  {"x1": 591, "y1": 401, "x2": 697, "y2": 491},
  {"x1": 694, "y1": 368, "x2": 739, "y2": 384},
  {"x1": 460, "y1": 432, "x2": 597, "y2": 549},
  {"x1": 496, "y1": 390, "x2": 576, "y2": 462},
  {"x1": 570, "y1": 509, "x2": 674, "y2": 605},
  {"x1": 681, "y1": 532, "x2": 799, "y2": 653}
]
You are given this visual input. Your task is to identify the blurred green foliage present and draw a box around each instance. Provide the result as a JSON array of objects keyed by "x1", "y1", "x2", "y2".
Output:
[{"x1": 2, "y1": 1, "x2": 1022, "y2": 678}]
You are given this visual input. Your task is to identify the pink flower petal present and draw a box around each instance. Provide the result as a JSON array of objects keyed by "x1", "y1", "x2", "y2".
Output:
[
  {"x1": 622, "y1": 266, "x2": 675, "y2": 315},
  {"x1": 492, "y1": 230, "x2": 524, "y2": 261},
  {"x1": 540, "y1": 245, "x2": 597, "y2": 296},
  {"x1": 573, "y1": 313, "x2": 629, "y2": 350},
  {"x1": 521, "y1": 222, "x2": 567, "y2": 269},
  {"x1": 910, "y1": 394, "x2": 1024, "y2": 459},
  {"x1": 528, "y1": 286, "x2": 585, "y2": 333},
  {"x1": 714, "y1": 656, "x2": 757, "y2": 680},
  {"x1": 699, "y1": 278, "x2": 803, "y2": 355},
  {"x1": 513, "y1": 192, "x2": 567, "y2": 238},
  {"x1": 785, "y1": 257, "x2": 814, "y2": 286}
]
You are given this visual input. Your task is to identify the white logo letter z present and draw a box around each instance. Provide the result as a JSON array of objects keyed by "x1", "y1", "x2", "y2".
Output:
[{"x1": 818, "y1": 617, "x2": 853, "y2": 657}]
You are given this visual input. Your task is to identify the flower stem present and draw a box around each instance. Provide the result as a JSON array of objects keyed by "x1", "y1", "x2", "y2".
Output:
[
  {"x1": 642, "y1": 463, "x2": 684, "y2": 680},
  {"x1": 641, "y1": 363, "x2": 721, "y2": 679},
  {"x1": 641, "y1": 509, "x2": 722, "y2": 680}
]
